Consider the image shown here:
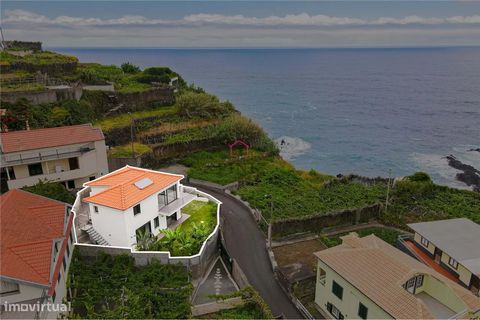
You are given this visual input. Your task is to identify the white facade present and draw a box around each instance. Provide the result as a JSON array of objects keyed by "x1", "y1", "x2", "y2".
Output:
[
  {"x1": 88, "y1": 181, "x2": 195, "y2": 247},
  {"x1": 1, "y1": 140, "x2": 108, "y2": 190}
]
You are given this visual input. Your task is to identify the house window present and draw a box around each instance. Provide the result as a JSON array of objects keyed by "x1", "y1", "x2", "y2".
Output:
[
  {"x1": 332, "y1": 281, "x2": 343, "y2": 300},
  {"x1": 0, "y1": 280, "x2": 20, "y2": 296},
  {"x1": 154, "y1": 217, "x2": 159, "y2": 228},
  {"x1": 53, "y1": 242, "x2": 58, "y2": 258},
  {"x1": 52, "y1": 291, "x2": 56, "y2": 302},
  {"x1": 67, "y1": 180, "x2": 75, "y2": 189},
  {"x1": 66, "y1": 243, "x2": 70, "y2": 257},
  {"x1": 69, "y1": 232, "x2": 73, "y2": 243},
  {"x1": 358, "y1": 302, "x2": 368, "y2": 319},
  {"x1": 94, "y1": 206, "x2": 99, "y2": 213},
  {"x1": 415, "y1": 274, "x2": 424, "y2": 287},
  {"x1": 89, "y1": 176, "x2": 96, "y2": 181},
  {"x1": 7, "y1": 167, "x2": 15, "y2": 180},
  {"x1": 62, "y1": 257, "x2": 66, "y2": 271},
  {"x1": 420, "y1": 236, "x2": 429, "y2": 247},
  {"x1": 327, "y1": 302, "x2": 344, "y2": 320},
  {"x1": 133, "y1": 204, "x2": 141, "y2": 216},
  {"x1": 28, "y1": 163, "x2": 43, "y2": 176},
  {"x1": 58, "y1": 272, "x2": 61, "y2": 283},
  {"x1": 448, "y1": 257, "x2": 458, "y2": 269},
  {"x1": 68, "y1": 157, "x2": 79, "y2": 170},
  {"x1": 318, "y1": 268, "x2": 326, "y2": 285}
]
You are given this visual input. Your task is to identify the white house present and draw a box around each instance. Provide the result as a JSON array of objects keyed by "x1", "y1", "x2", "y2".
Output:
[
  {"x1": 0, "y1": 190, "x2": 75, "y2": 319},
  {"x1": 0, "y1": 123, "x2": 109, "y2": 191},
  {"x1": 79, "y1": 166, "x2": 198, "y2": 247}
]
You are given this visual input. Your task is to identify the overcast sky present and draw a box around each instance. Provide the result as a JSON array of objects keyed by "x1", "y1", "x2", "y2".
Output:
[{"x1": 2, "y1": 1, "x2": 480, "y2": 48}]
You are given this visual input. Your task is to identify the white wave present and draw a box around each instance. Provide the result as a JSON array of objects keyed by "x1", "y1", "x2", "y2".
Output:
[{"x1": 275, "y1": 136, "x2": 311, "y2": 161}]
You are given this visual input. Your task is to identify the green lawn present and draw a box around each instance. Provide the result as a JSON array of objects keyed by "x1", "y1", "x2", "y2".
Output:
[
  {"x1": 94, "y1": 105, "x2": 177, "y2": 132},
  {"x1": 179, "y1": 200, "x2": 217, "y2": 233},
  {"x1": 321, "y1": 227, "x2": 405, "y2": 248}
]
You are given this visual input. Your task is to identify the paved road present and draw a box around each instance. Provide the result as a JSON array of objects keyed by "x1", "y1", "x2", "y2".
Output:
[{"x1": 190, "y1": 184, "x2": 303, "y2": 319}]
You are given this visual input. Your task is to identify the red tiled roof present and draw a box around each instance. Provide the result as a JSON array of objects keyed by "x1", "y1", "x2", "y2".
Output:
[
  {"x1": 84, "y1": 166, "x2": 183, "y2": 210},
  {"x1": 0, "y1": 190, "x2": 68, "y2": 287},
  {"x1": 0, "y1": 123, "x2": 104, "y2": 153}
]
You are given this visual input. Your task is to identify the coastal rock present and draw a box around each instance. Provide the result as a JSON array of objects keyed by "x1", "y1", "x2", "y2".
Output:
[{"x1": 445, "y1": 155, "x2": 480, "y2": 192}]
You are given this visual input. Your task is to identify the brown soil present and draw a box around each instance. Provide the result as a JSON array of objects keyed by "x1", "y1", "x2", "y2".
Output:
[{"x1": 272, "y1": 238, "x2": 327, "y2": 271}]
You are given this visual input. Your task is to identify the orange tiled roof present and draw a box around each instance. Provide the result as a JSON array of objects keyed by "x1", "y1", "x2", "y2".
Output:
[
  {"x1": 314, "y1": 234, "x2": 480, "y2": 319},
  {"x1": 0, "y1": 123, "x2": 104, "y2": 153},
  {"x1": 0, "y1": 190, "x2": 68, "y2": 286},
  {"x1": 83, "y1": 166, "x2": 183, "y2": 210}
]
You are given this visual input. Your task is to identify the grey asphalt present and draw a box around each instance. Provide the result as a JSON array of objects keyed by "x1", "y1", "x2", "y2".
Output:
[{"x1": 189, "y1": 183, "x2": 303, "y2": 319}]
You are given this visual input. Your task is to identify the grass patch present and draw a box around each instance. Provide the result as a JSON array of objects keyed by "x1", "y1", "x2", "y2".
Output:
[
  {"x1": 68, "y1": 252, "x2": 192, "y2": 319},
  {"x1": 178, "y1": 200, "x2": 217, "y2": 233},
  {"x1": 385, "y1": 177, "x2": 480, "y2": 227},
  {"x1": 184, "y1": 150, "x2": 295, "y2": 186},
  {"x1": 0, "y1": 50, "x2": 78, "y2": 66},
  {"x1": 321, "y1": 227, "x2": 405, "y2": 248},
  {"x1": 0, "y1": 82, "x2": 45, "y2": 92},
  {"x1": 94, "y1": 105, "x2": 177, "y2": 132},
  {"x1": 108, "y1": 142, "x2": 152, "y2": 158}
]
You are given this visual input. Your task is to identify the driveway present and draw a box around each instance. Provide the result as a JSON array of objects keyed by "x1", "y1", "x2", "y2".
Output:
[{"x1": 189, "y1": 183, "x2": 303, "y2": 319}]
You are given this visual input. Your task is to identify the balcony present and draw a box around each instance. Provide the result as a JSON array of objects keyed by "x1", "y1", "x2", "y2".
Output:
[
  {"x1": 158, "y1": 192, "x2": 197, "y2": 216},
  {"x1": 0, "y1": 143, "x2": 95, "y2": 167}
]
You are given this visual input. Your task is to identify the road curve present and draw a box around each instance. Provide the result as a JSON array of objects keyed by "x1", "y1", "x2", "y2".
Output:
[{"x1": 190, "y1": 183, "x2": 303, "y2": 319}]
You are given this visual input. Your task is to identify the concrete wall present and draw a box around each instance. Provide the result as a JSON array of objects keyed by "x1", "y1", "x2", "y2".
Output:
[
  {"x1": 314, "y1": 260, "x2": 393, "y2": 319},
  {"x1": 413, "y1": 232, "x2": 436, "y2": 256},
  {"x1": 420, "y1": 274, "x2": 469, "y2": 314},
  {"x1": 0, "y1": 85, "x2": 82, "y2": 105},
  {"x1": 90, "y1": 203, "x2": 130, "y2": 247},
  {"x1": 440, "y1": 252, "x2": 472, "y2": 287}
]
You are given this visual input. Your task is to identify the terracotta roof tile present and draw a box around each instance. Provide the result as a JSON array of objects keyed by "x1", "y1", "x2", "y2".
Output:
[
  {"x1": 83, "y1": 166, "x2": 183, "y2": 210},
  {"x1": 0, "y1": 123, "x2": 104, "y2": 153},
  {"x1": 0, "y1": 190, "x2": 69, "y2": 286}
]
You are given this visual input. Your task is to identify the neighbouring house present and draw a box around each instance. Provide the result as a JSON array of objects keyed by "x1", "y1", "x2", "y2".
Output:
[
  {"x1": 403, "y1": 218, "x2": 480, "y2": 296},
  {"x1": 0, "y1": 124, "x2": 109, "y2": 191},
  {"x1": 76, "y1": 166, "x2": 199, "y2": 247},
  {"x1": 0, "y1": 189, "x2": 75, "y2": 319},
  {"x1": 314, "y1": 233, "x2": 480, "y2": 320}
]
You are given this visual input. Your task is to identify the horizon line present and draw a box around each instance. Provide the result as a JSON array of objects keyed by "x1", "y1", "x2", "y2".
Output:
[{"x1": 47, "y1": 45, "x2": 480, "y2": 50}]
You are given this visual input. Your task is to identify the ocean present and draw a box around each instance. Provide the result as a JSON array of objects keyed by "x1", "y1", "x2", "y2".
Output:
[{"x1": 52, "y1": 47, "x2": 480, "y2": 188}]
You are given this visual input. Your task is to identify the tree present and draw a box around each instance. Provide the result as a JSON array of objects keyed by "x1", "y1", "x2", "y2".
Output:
[
  {"x1": 22, "y1": 180, "x2": 75, "y2": 204},
  {"x1": 121, "y1": 62, "x2": 140, "y2": 74}
]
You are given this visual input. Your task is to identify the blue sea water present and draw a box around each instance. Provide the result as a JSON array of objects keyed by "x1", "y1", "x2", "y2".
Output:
[{"x1": 52, "y1": 47, "x2": 480, "y2": 188}]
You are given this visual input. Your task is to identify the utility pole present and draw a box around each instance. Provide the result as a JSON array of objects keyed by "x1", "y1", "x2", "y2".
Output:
[{"x1": 385, "y1": 169, "x2": 392, "y2": 212}]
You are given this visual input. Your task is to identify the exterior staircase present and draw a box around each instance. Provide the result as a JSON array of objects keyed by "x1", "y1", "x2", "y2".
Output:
[{"x1": 81, "y1": 225, "x2": 110, "y2": 246}]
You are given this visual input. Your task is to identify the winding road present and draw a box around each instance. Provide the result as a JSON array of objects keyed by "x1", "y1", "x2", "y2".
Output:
[{"x1": 190, "y1": 183, "x2": 303, "y2": 319}]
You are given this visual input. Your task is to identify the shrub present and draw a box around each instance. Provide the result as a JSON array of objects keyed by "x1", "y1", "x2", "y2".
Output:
[
  {"x1": 121, "y1": 62, "x2": 141, "y2": 74},
  {"x1": 23, "y1": 180, "x2": 75, "y2": 204},
  {"x1": 177, "y1": 92, "x2": 235, "y2": 119},
  {"x1": 407, "y1": 171, "x2": 432, "y2": 182}
]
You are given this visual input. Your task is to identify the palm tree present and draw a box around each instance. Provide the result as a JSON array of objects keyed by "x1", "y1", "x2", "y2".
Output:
[{"x1": 135, "y1": 229, "x2": 154, "y2": 251}]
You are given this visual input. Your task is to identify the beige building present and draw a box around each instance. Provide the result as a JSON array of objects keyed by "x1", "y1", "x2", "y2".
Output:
[
  {"x1": 314, "y1": 233, "x2": 480, "y2": 319},
  {"x1": 406, "y1": 218, "x2": 480, "y2": 296},
  {"x1": 0, "y1": 124, "x2": 108, "y2": 191}
]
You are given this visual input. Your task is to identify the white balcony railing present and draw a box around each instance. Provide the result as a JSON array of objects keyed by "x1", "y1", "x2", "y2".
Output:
[{"x1": 158, "y1": 192, "x2": 197, "y2": 216}]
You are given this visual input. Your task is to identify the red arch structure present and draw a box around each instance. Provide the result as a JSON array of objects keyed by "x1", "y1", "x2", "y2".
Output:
[{"x1": 229, "y1": 140, "x2": 249, "y2": 159}]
